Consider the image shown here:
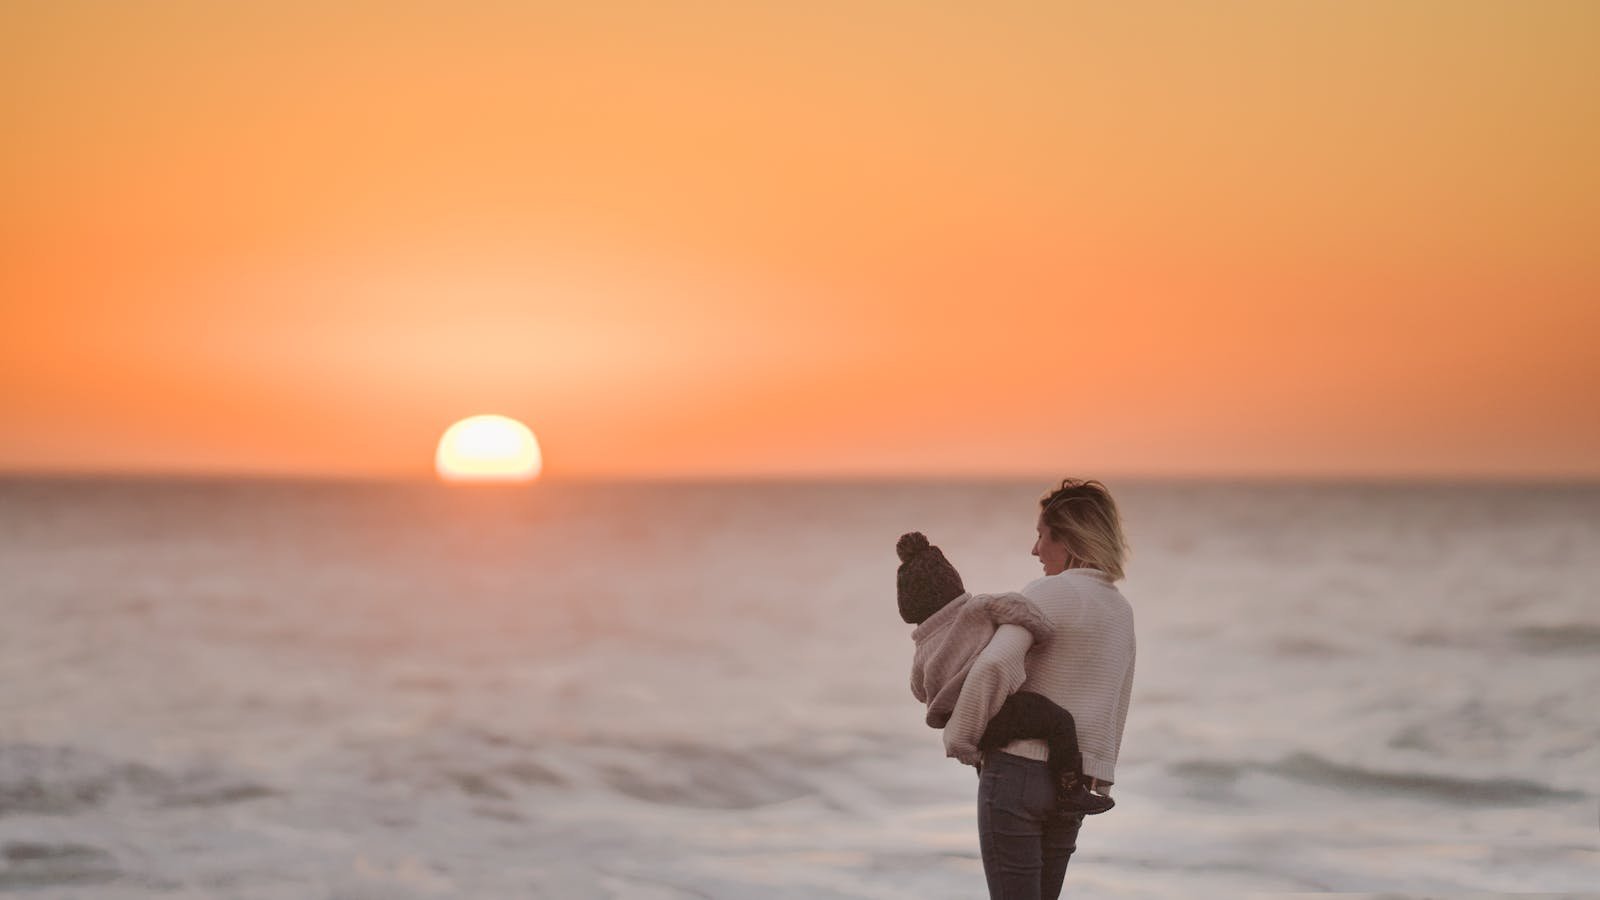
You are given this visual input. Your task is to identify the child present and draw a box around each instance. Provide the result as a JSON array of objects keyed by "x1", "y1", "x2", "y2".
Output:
[{"x1": 899, "y1": 531, "x2": 1113, "y2": 817}]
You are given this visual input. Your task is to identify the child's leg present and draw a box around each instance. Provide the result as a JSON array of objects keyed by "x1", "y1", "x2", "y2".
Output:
[
  {"x1": 979, "y1": 692, "x2": 1114, "y2": 816},
  {"x1": 979, "y1": 691, "x2": 1082, "y2": 775},
  {"x1": 978, "y1": 691, "x2": 1043, "y2": 754},
  {"x1": 1037, "y1": 700, "x2": 1084, "y2": 781}
]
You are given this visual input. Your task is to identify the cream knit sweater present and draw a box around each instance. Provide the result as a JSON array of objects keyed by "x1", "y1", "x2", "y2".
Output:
[{"x1": 942, "y1": 568, "x2": 1136, "y2": 786}]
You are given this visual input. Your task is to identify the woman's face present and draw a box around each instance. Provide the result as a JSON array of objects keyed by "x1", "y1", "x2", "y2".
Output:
[{"x1": 1032, "y1": 514, "x2": 1073, "y2": 576}]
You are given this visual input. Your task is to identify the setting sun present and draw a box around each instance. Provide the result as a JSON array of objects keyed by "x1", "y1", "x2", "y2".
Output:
[{"x1": 435, "y1": 415, "x2": 543, "y2": 483}]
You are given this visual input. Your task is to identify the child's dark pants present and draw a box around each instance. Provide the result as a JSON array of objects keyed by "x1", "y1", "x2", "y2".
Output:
[{"x1": 978, "y1": 690, "x2": 1085, "y2": 780}]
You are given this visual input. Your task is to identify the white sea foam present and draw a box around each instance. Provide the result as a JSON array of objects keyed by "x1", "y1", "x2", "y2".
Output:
[{"x1": 1, "y1": 478, "x2": 1596, "y2": 897}]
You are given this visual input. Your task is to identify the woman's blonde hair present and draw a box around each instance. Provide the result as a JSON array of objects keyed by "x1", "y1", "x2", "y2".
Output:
[{"x1": 1038, "y1": 478, "x2": 1129, "y2": 581}]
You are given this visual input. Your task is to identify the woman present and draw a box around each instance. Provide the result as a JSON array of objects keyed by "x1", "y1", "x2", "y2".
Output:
[{"x1": 942, "y1": 478, "x2": 1137, "y2": 899}]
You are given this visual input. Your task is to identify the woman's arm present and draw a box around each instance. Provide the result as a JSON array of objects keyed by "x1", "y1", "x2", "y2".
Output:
[{"x1": 941, "y1": 623, "x2": 1035, "y2": 765}]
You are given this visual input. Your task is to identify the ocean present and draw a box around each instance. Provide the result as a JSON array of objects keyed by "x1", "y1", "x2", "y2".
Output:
[{"x1": 1, "y1": 477, "x2": 1596, "y2": 898}]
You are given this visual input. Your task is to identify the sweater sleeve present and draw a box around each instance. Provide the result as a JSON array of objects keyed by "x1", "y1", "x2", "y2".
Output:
[
  {"x1": 978, "y1": 592, "x2": 1056, "y2": 643},
  {"x1": 941, "y1": 623, "x2": 1035, "y2": 766},
  {"x1": 1109, "y1": 649, "x2": 1135, "y2": 781}
]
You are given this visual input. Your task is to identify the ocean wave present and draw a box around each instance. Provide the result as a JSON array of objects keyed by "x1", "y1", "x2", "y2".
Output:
[
  {"x1": 1402, "y1": 622, "x2": 1600, "y2": 656},
  {"x1": 591, "y1": 741, "x2": 819, "y2": 810},
  {"x1": 589, "y1": 732, "x2": 926, "y2": 810},
  {"x1": 1510, "y1": 623, "x2": 1600, "y2": 655},
  {"x1": 160, "y1": 779, "x2": 281, "y2": 808},
  {"x1": 1168, "y1": 752, "x2": 1588, "y2": 806},
  {"x1": 1401, "y1": 627, "x2": 1462, "y2": 648},
  {"x1": 383, "y1": 730, "x2": 910, "y2": 812},
  {"x1": 0, "y1": 743, "x2": 279, "y2": 816},
  {"x1": 1268, "y1": 636, "x2": 1351, "y2": 658},
  {"x1": 360, "y1": 728, "x2": 815, "y2": 810},
  {"x1": 0, "y1": 841, "x2": 120, "y2": 890},
  {"x1": 0, "y1": 744, "x2": 137, "y2": 815}
]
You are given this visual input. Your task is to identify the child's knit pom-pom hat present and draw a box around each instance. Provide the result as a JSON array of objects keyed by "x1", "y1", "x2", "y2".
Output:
[{"x1": 897, "y1": 531, "x2": 967, "y2": 625}]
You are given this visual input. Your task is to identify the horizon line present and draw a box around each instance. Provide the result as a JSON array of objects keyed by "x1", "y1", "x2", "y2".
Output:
[{"x1": 2, "y1": 467, "x2": 1598, "y2": 487}]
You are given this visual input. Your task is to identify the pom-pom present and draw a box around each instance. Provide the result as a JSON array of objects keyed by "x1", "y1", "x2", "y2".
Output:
[{"x1": 897, "y1": 531, "x2": 931, "y2": 563}]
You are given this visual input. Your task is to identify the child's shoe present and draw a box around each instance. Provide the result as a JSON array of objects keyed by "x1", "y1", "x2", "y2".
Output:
[{"x1": 1053, "y1": 772, "x2": 1115, "y2": 817}]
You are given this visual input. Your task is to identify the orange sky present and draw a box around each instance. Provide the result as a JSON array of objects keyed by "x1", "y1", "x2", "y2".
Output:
[{"x1": 3, "y1": 1, "x2": 1597, "y2": 480}]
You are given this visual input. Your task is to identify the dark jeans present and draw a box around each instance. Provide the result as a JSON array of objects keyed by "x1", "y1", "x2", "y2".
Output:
[{"x1": 977, "y1": 751, "x2": 1084, "y2": 900}]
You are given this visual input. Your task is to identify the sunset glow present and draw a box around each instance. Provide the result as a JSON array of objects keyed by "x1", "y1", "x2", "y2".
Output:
[
  {"x1": 435, "y1": 415, "x2": 542, "y2": 483},
  {"x1": 1, "y1": 2, "x2": 1596, "y2": 480}
]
